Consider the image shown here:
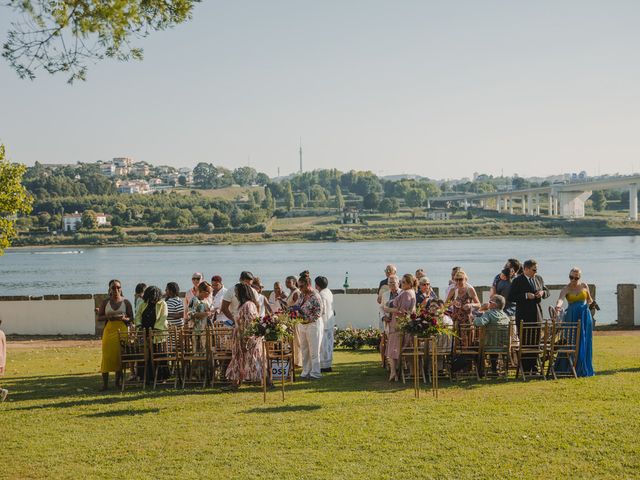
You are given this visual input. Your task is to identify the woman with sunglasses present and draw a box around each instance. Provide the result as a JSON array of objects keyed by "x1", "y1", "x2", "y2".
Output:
[
  {"x1": 445, "y1": 270, "x2": 480, "y2": 346},
  {"x1": 555, "y1": 267, "x2": 595, "y2": 377},
  {"x1": 97, "y1": 279, "x2": 133, "y2": 390},
  {"x1": 383, "y1": 273, "x2": 417, "y2": 382}
]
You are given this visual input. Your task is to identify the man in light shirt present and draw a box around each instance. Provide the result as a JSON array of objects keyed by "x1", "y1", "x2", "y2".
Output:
[
  {"x1": 210, "y1": 275, "x2": 231, "y2": 326},
  {"x1": 315, "y1": 276, "x2": 335, "y2": 372},
  {"x1": 220, "y1": 271, "x2": 259, "y2": 324}
]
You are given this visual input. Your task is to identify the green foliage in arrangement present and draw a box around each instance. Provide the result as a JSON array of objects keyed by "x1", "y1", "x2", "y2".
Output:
[
  {"x1": 334, "y1": 327, "x2": 382, "y2": 350},
  {"x1": 1, "y1": 335, "x2": 639, "y2": 478}
]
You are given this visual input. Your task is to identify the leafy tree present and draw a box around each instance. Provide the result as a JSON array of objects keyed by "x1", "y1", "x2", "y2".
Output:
[
  {"x1": 0, "y1": 145, "x2": 33, "y2": 253},
  {"x1": 591, "y1": 190, "x2": 607, "y2": 211},
  {"x1": 261, "y1": 188, "x2": 275, "y2": 211},
  {"x1": 405, "y1": 188, "x2": 426, "y2": 208},
  {"x1": 37, "y1": 211, "x2": 51, "y2": 226},
  {"x1": 379, "y1": 197, "x2": 399, "y2": 216},
  {"x1": 232, "y1": 167, "x2": 257, "y2": 186},
  {"x1": 255, "y1": 172, "x2": 270, "y2": 186},
  {"x1": 512, "y1": 176, "x2": 529, "y2": 190},
  {"x1": 335, "y1": 185, "x2": 345, "y2": 211},
  {"x1": 363, "y1": 192, "x2": 380, "y2": 210},
  {"x1": 353, "y1": 175, "x2": 382, "y2": 197},
  {"x1": 294, "y1": 192, "x2": 307, "y2": 208},
  {"x1": 193, "y1": 162, "x2": 218, "y2": 189},
  {"x1": 212, "y1": 210, "x2": 230, "y2": 228},
  {"x1": 3, "y1": 0, "x2": 199, "y2": 83},
  {"x1": 81, "y1": 210, "x2": 98, "y2": 229},
  {"x1": 310, "y1": 185, "x2": 328, "y2": 203},
  {"x1": 178, "y1": 175, "x2": 187, "y2": 187},
  {"x1": 285, "y1": 183, "x2": 294, "y2": 211}
]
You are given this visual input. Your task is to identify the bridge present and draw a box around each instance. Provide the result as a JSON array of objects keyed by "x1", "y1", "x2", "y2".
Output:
[{"x1": 430, "y1": 175, "x2": 640, "y2": 220}]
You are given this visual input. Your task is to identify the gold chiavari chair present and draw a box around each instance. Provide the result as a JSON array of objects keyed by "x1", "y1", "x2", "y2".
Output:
[
  {"x1": 452, "y1": 322, "x2": 481, "y2": 380},
  {"x1": 426, "y1": 325, "x2": 454, "y2": 383},
  {"x1": 119, "y1": 329, "x2": 148, "y2": 391},
  {"x1": 480, "y1": 323, "x2": 511, "y2": 380},
  {"x1": 515, "y1": 321, "x2": 546, "y2": 381},
  {"x1": 209, "y1": 326, "x2": 234, "y2": 387},
  {"x1": 149, "y1": 327, "x2": 180, "y2": 389},
  {"x1": 546, "y1": 319, "x2": 581, "y2": 380},
  {"x1": 265, "y1": 339, "x2": 295, "y2": 384},
  {"x1": 400, "y1": 335, "x2": 428, "y2": 384},
  {"x1": 180, "y1": 328, "x2": 209, "y2": 388}
]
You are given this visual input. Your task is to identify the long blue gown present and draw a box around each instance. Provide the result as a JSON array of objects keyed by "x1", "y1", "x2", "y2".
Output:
[{"x1": 563, "y1": 292, "x2": 595, "y2": 377}]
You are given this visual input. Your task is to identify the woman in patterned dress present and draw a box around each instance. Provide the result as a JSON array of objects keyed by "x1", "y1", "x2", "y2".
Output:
[
  {"x1": 445, "y1": 270, "x2": 480, "y2": 346},
  {"x1": 226, "y1": 283, "x2": 264, "y2": 388}
]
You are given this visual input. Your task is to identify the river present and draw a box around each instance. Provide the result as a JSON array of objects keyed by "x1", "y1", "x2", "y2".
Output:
[{"x1": 2, "y1": 236, "x2": 638, "y2": 324}]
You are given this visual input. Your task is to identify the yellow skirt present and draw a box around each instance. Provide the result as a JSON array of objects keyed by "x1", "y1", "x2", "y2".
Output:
[{"x1": 101, "y1": 320, "x2": 127, "y2": 373}]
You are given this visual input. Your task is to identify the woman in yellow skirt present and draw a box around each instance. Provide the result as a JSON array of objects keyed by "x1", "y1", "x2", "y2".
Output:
[{"x1": 97, "y1": 279, "x2": 134, "y2": 390}]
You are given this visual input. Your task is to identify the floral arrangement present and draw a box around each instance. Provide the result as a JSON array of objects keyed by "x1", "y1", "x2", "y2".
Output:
[
  {"x1": 244, "y1": 315, "x2": 293, "y2": 342},
  {"x1": 335, "y1": 327, "x2": 382, "y2": 350},
  {"x1": 245, "y1": 313, "x2": 296, "y2": 341},
  {"x1": 397, "y1": 304, "x2": 453, "y2": 338}
]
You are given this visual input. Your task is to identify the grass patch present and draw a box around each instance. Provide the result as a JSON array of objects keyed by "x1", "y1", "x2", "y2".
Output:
[{"x1": 1, "y1": 336, "x2": 639, "y2": 479}]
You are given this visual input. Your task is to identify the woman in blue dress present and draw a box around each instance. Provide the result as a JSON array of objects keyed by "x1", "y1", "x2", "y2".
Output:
[{"x1": 554, "y1": 267, "x2": 595, "y2": 377}]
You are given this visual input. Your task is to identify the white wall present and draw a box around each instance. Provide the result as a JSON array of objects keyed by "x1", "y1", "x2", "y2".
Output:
[
  {"x1": 0, "y1": 299, "x2": 96, "y2": 335},
  {"x1": 333, "y1": 293, "x2": 381, "y2": 329},
  {"x1": 634, "y1": 286, "x2": 640, "y2": 326}
]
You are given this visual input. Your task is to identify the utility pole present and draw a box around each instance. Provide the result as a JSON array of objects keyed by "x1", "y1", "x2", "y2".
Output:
[{"x1": 299, "y1": 137, "x2": 303, "y2": 173}]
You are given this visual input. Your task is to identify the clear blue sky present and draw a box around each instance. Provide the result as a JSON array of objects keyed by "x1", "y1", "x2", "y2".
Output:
[{"x1": 1, "y1": 0, "x2": 639, "y2": 179}]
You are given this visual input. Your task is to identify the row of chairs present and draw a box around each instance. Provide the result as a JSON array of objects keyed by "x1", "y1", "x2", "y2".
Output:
[
  {"x1": 118, "y1": 326, "x2": 296, "y2": 391},
  {"x1": 397, "y1": 318, "x2": 581, "y2": 383}
]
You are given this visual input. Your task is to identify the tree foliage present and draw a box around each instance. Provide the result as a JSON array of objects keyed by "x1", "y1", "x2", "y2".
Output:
[
  {"x1": 0, "y1": 145, "x2": 33, "y2": 254},
  {"x1": 3, "y1": 0, "x2": 200, "y2": 83},
  {"x1": 591, "y1": 190, "x2": 607, "y2": 211}
]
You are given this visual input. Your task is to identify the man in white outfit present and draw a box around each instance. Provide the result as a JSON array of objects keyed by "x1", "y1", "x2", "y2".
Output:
[
  {"x1": 210, "y1": 275, "x2": 231, "y2": 326},
  {"x1": 295, "y1": 275, "x2": 323, "y2": 380},
  {"x1": 315, "y1": 276, "x2": 335, "y2": 372}
]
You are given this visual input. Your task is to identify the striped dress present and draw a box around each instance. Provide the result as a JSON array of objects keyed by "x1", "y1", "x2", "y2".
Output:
[{"x1": 166, "y1": 297, "x2": 185, "y2": 328}]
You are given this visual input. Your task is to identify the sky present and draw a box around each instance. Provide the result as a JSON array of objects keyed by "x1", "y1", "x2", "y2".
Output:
[{"x1": 1, "y1": 0, "x2": 640, "y2": 179}]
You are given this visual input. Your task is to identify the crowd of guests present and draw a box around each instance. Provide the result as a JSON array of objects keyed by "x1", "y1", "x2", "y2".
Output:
[
  {"x1": 97, "y1": 271, "x2": 335, "y2": 390},
  {"x1": 377, "y1": 259, "x2": 596, "y2": 381}
]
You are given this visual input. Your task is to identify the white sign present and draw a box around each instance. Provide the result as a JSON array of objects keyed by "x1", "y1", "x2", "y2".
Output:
[{"x1": 270, "y1": 359, "x2": 290, "y2": 380}]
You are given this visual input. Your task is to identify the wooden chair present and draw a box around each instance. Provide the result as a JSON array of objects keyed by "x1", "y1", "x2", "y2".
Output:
[
  {"x1": 149, "y1": 327, "x2": 180, "y2": 389},
  {"x1": 265, "y1": 339, "x2": 295, "y2": 384},
  {"x1": 515, "y1": 321, "x2": 546, "y2": 381},
  {"x1": 180, "y1": 328, "x2": 209, "y2": 388},
  {"x1": 400, "y1": 335, "x2": 428, "y2": 384},
  {"x1": 426, "y1": 325, "x2": 454, "y2": 382},
  {"x1": 546, "y1": 319, "x2": 581, "y2": 379},
  {"x1": 209, "y1": 326, "x2": 234, "y2": 387},
  {"x1": 452, "y1": 322, "x2": 481, "y2": 380},
  {"x1": 479, "y1": 323, "x2": 511, "y2": 380},
  {"x1": 119, "y1": 329, "x2": 147, "y2": 391}
]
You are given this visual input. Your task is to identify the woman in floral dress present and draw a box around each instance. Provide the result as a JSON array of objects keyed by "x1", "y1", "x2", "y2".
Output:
[
  {"x1": 445, "y1": 270, "x2": 480, "y2": 346},
  {"x1": 226, "y1": 283, "x2": 264, "y2": 388}
]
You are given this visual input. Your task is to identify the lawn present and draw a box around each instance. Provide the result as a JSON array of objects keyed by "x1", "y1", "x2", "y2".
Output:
[{"x1": 1, "y1": 335, "x2": 639, "y2": 479}]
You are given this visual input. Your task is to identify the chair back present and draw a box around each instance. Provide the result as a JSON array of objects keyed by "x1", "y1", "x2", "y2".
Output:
[
  {"x1": 453, "y1": 323, "x2": 480, "y2": 355},
  {"x1": 119, "y1": 329, "x2": 147, "y2": 363},
  {"x1": 149, "y1": 327, "x2": 180, "y2": 362},
  {"x1": 180, "y1": 328, "x2": 209, "y2": 359},
  {"x1": 518, "y1": 321, "x2": 544, "y2": 354},
  {"x1": 481, "y1": 323, "x2": 510, "y2": 353},
  {"x1": 210, "y1": 326, "x2": 234, "y2": 359},
  {"x1": 551, "y1": 319, "x2": 581, "y2": 354}
]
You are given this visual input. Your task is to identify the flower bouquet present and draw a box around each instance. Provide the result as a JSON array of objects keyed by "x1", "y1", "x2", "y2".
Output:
[
  {"x1": 398, "y1": 304, "x2": 453, "y2": 338},
  {"x1": 245, "y1": 313, "x2": 296, "y2": 341}
]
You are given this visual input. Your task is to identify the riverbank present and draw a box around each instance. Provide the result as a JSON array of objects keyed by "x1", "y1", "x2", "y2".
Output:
[{"x1": 12, "y1": 215, "x2": 640, "y2": 248}]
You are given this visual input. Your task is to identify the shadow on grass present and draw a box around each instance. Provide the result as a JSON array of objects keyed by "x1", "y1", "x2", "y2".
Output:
[
  {"x1": 243, "y1": 404, "x2": 321, "y2": 414},
  {"x1": 80, "y1": 408, "x2": 160, "y2": 418},
  {"x1": 5, "y1": 359, "x2": 637, "y2": 410}
]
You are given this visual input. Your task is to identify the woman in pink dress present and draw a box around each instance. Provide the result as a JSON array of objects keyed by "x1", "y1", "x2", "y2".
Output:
[
  {"x1": 226, "y1": 283, "x2": 265, "y2": 388},
  {"x1": 383, "y1": 273, "x2": 417, "y2": 382},
  {"x1": 0, "y1": 318, "x2": 7, "y2": 401}
]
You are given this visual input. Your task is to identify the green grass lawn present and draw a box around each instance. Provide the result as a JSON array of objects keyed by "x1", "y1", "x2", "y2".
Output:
[{"x1": 1, "y1": 335, "x2": 639, "y2": 479}]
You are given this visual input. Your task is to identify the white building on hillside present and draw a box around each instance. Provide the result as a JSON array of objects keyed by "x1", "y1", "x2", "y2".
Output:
[{"x1": 63, "y1": 211, "x2": 110, "y2": 231}]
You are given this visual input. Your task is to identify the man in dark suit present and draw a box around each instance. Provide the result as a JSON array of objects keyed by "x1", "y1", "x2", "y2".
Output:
[{"x1": 508, "y1": 259, "x2": 549, "y2": 372}]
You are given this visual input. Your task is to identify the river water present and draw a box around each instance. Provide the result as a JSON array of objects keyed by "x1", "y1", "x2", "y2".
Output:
[{"x1": 2, "y1": 236, "x2": 638, "y2": 324}]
